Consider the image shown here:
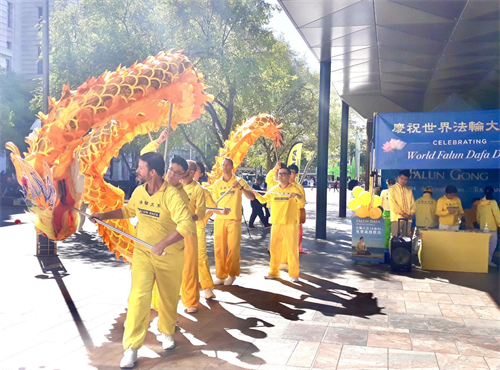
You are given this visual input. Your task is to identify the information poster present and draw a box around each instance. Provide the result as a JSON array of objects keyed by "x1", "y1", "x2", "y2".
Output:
[{"x1": 352, "y1": 217, "x2": 385, "y2": 263}]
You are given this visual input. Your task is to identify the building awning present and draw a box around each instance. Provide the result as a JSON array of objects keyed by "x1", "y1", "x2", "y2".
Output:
[{"x1": 279, "y1": 0, "x2": 500, "y2": 118}]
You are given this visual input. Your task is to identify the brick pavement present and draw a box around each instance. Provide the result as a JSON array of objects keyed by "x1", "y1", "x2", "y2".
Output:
[{"x1": 0, "y1": 190, "x2": 499, "y2": 370}]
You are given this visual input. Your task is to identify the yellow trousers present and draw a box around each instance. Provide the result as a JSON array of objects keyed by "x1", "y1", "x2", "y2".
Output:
[
  {"x1": 214, "y1": 219, "x2": 241, "y2": 279},
  {"x1": 197, "y1": 226, "x2": 214, "y2": 289},
  {"x1": 269, "y1": 223, "x2": 299, "y2": 278},
  {"x1": 123, "y1": 247, "x2": 184, "y2": 350},
  {"x1": 181, "y1": 233, "x2": 200, "y2": 308}
]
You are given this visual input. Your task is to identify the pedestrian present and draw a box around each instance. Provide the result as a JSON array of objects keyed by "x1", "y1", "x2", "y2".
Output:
[
  {"x1": 249, "y1": 176, "x2": 271, "y2": 229},
  {"x1": 380, "y1": 178, "x2": 395, "y2": 248}
]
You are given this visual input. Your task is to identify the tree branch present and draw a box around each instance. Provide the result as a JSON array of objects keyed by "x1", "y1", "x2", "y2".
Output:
[
  {"x1": 205, "y1": 102, "x2": 224, "y2": 147},
  {"x1": 179, "y1": 125, "x2": 208, "y2": 166}
]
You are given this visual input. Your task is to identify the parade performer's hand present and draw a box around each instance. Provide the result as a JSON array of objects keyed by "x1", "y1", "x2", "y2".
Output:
[
  {"x1": 223, "y1": 207, "x2": 231, "y2": 215},
  {"x1": 152, "y1": 241, "x2": 166, "y2": 256},
  {"x1": 89, "y1": 212, "x2": 103, "y2": 224},
  {"x1": 232, "y1": 181, "x2": 242, "y2": 189},
  {"x1": 192, "y1": 214, "x2": 198, "y2": 222},
  {"x1": 289, "y1": 193, "x2": 302, "y2": 199},
  {"x1": 156, "y1": 128, "x2": 170, "y2": 145}
]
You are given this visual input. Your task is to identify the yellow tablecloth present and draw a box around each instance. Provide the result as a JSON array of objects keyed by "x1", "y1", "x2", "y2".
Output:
[{"x1": 420, "y1": 230, "x2": 491, "y2": 273}]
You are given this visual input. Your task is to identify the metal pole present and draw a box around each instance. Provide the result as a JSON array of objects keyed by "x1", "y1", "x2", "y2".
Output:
[
  {"x1": 163, "y1": 102, "x2": 173, "y2": 173},
  {"x1": 315, "y1": 60, "x2": 331, "y2": 240},
  {"x1": 42, "y1": 0, "x2": 49, "y2": 114},
  {"x1": 339, "y1": 101, "x2": 349, "y2": 217},
  {"x1": 70, "y1": 206, "x2": 154, "y2": 249}
]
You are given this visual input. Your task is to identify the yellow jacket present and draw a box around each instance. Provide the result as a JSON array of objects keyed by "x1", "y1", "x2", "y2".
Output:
[
  {"x1": 435, "y1": 195, "x2": 464, "y2": 226},
  {"x1": 140, "y1": 141, "x2": 160, "y2": 156},
  {"x1": 415, "y1": 193, "x2": 438, "y2": 228},
  {"x1": 265, "y1": 168, "x2": 279, "y2": 189},
  {"x1": 183, "y1": 181, "x2": 207, "y2": 229},
  {"x1": 256, "y1": 182, "x2": 306, "y2": 225},
  {"x1": 477, "y1": 197, "x2": 500, "y2": 231},
  {"x1": 121, "y1": 182, "x2": 195, "y2": 252},
  {"x1": 388, "y1": 183, "x2": 416, "y2": 222},
  {"x1": 211, "y1": 174, "x2": 251, "y2": 221}
]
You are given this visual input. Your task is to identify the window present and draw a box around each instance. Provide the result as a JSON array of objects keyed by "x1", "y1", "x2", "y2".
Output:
[
  {"x1": 38, "y1": 6, "x2": 43, "y2": 23},
  {"x1": 7, "y1": 2, "x2": 13, "y2": 28},
  {"x1": 6, "y1": 41, "x2": 12, "y2": 50},
  {"x1": 37, "y1": 46, "x2": 43, "y2": 74},
  {"x1": 6, "y1": 58, "x2": 11, "y2": 71}
]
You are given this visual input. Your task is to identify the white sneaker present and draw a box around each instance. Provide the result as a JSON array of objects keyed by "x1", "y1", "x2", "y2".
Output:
[
  {"x1": 279, "y1": 263, "x2": 288, "y2": 270},
  {"x1": 204, "y1": 288, "x2": 216, "y2": 300},
  {"x1": 290, "y1": 277, "x2": 299, "y2": 283},
  {"x1": 159, "y1": 333, "x2": 175, "y2": 350},
  {"x1": 214, "y1": 278, "x2": 225, "y2": 286},
  {"x1": 488, "y1": 261, "x2": 498, "y2": 267},
  {"x1": 264, "y1": 275, "x2": 279, "y2": 280},
  {"x1": 224, "y1": 276, "x2": 236, "y2": 286},
  {"x1": 186, "y1": 306, "x2": 198, "y2": 313},
  {"x1": 120, "y1": 349, "x2": 138, "y2": 368}
]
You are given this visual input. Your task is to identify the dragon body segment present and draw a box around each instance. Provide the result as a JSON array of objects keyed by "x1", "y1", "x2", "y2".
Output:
[
  {"x1": 7, "y1": 51, "x2": 213, "y2": 262},
  {"x1": 205, "y1": 113, "x2": 283, "y2": 186}
]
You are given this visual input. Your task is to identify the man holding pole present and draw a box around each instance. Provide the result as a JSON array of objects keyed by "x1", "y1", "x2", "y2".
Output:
[
  {"x1": 211, "y1": 157, "x2": 255, "y2": 286},
  {"x1": 90, "y1": 152, "x2": 195, "y2": 368},
  {"x1": 254, "y1": 165, "x2": 305, "y2": 282},
  {"x1": 180, "y1": 160, "x2": 209, "y2": 312}
]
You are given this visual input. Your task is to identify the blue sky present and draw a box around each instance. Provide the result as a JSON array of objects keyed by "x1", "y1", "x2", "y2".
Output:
[{"x1": 268, "y1": 0, "x2": 319, "y2": 72}]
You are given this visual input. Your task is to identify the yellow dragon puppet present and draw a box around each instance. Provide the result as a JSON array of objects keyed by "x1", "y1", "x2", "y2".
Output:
[
  {"x1": 6, "y1": 50, "x2": 284, "y2": 264},
  {"x1": 6, "y1": 51, "x2": 213, "y2": 262}
]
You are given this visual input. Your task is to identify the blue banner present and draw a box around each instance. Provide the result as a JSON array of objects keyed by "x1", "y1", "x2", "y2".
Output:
[
  {"x1": 352, "y1": 217, "x2": 385, "y2": 263},
  {"x1": 375, "y1": 110, "x2": 500, "y2": 169}
]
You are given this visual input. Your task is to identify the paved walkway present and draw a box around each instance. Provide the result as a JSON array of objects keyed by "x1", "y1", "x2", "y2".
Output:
[{"x1": 0, "y1": 190, "x2": 499, "y2": 370}]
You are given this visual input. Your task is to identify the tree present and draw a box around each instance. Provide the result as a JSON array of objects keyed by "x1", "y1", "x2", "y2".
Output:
[{"x1": 0, "y1": 71, "x2": 37, "y2": 155}]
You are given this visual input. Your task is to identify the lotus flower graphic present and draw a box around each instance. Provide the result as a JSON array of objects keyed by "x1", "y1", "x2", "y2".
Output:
[{"x1": 382, "y1": 138, "x2": 406, "y2": 152}]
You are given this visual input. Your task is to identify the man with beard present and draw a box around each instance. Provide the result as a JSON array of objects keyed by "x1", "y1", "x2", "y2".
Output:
[{"x1": 90, "y1": 152, "x2": 195, "y2": 368}]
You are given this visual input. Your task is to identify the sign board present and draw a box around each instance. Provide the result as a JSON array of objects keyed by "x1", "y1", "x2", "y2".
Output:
[{"x1": 352, "y1": 217, "x2": 385, "y2": 263}]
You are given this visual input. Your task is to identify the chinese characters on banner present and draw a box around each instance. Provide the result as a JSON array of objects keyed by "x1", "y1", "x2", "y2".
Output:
[{"x1": 375, "y1": 110, "x2": 500, "y2": 169}]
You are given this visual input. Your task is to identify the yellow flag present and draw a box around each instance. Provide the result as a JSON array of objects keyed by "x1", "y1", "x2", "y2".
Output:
[{"x1": 287, "y1": 142, "x2": 303, "y2": 170}]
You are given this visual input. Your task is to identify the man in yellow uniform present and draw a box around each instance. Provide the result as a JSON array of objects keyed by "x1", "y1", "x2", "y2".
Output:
[
  {"x1": 193, "y1": 161, "x2": 223, "y2": 299},
  {"x1": 211, "y1": 157, "x2": 255, "y2": 286},
  {"x1": 436, "y1": 185, "x2": 464, "y2": 231},
  {"x1": 389, "y1": 170, "x2": 416, "y2": 237},
  {"x1": 180, "y1": 160, "x2": 212, "y2": 312},
  {"x1": 140, "y1": 135, "x2": 202, "y2": 313},
  {"x1": 477, "y1": 186, "x2": 500, "y2": 267},
  {"x1": 415, "y1": 187, "x2": 438, "y2": 228},
  {"x1": 265, "y1": 162, "x2": 285, "y2": 190},
  {"x1": 254, "y1": 166, "x2": 305, "y2": 282},
  {"x1": 90, "y1": 152, "x2": 195, "y2": 369},
  {"x1": 289, "y1": 164, "x2": 306, "y2": 254}
]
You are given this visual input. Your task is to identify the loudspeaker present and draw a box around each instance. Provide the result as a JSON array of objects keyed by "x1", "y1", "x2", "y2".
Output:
[
  {"x1": 390, "y1": 219, "x2": 412, "y2": 272},
  {"x1": 390, "y1": 236, "x2": 412, "y2": 271}
]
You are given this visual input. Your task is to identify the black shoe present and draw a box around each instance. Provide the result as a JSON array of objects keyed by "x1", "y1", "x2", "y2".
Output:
[
  {"x1": 248, "y1": 225, "x2": 257, "y2": 229},
  {"x1": 264, "y1": 224, "x2": 272, "y2": 229}
]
